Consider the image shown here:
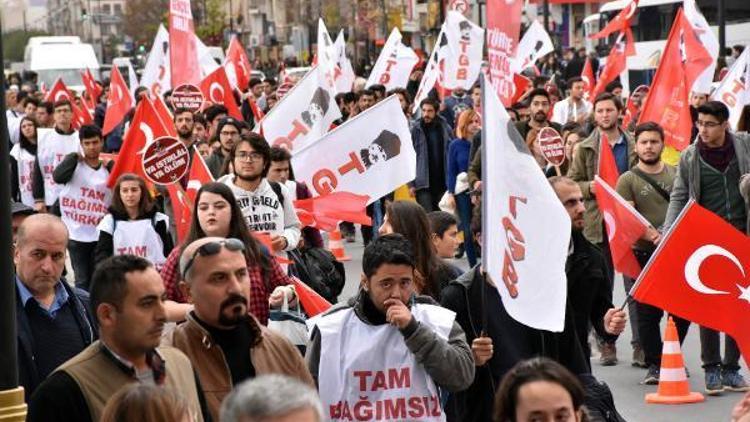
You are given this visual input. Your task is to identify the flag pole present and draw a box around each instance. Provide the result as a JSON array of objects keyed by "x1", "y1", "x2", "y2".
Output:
[{"x1": 479, "y1": 72, "x2": 488, "y2": 336}]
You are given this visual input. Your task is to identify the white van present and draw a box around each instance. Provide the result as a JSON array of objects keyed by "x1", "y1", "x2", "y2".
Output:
[{"x1": 24, "y1": 36, "x2": 100, "y2": 92}]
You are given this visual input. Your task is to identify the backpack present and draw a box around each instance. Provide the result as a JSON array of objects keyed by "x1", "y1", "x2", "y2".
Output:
[
  {"x1": 268, "y1": 180, "x2": 284, "y2": 205},
  {"x1": 288, "y1": 247, "x2": 346, "y2": 304}
]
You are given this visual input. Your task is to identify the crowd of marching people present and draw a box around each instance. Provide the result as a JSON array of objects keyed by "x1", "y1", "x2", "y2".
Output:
[{"x1": 5, "y1": 34, "x2": 750, "y2": 421}]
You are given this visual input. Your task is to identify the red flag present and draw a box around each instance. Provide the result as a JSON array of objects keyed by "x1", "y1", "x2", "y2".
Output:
[
  {"x1": 199, "y1": 67, "x2": 243, "y2": 120},
  {"x1": 631, "y1": 200, "x2": 750, "y2": 364},
  {"x1": 153, "y1": 96, "x2": 177, "y2": 137},
  {"x1": 248, "y1": 98, "x2": 265, "y2": 122},
  {"x1": 185, "y1": 149, "x2": 214, "y2": 204},
  {"x1": 225, "y1": 35, "x2": 252, "y2": 92},
  {"x1": 44, "y1": 78, "x2": 92, "y2": 129},
  {"x1": 251, "y1": 232, "x2": 293, "y2": 265},
  {"x1": 589, "y1": 0, "x2": 638, "y2": 40},
  {"x1": 293, "y1": 191, "x2": 371, "y2": 232},
  {"x1": 291, "y1": 277, "x2": 332, "y2": 317},
  {"x1": 581, "y1": 57, "x2": 596, "y2": 101},
  {"x1": 169, "y1": 0, "x2": 201, "y2": 87},
  {"x1": 597, "y1": 132, "x2": 620, "y2": 187},
  {"x1": 82, "y1": 68, "x2": 102, "y2": 102},
  {"x1": 510, "y1": 73, "x2": 532, "y2": 105},
  {"x1": 592, "y1": 31, "x2": 630, "y2": 99},
  {"x1": 638, "y1": 8, "x2": 713, "y2": 152},
  {"x1": 102, "y1": 67, "x2": 134, "y2": 135},
  {"x1": 167, "y1": 183, "x2": 192, "y2": 243},
  {"x1": 594, "y1": 176, "x2": 650, "y2": 279},
  {"x1": 106, "y1": 98, "x2": 172, "y2": 187}
]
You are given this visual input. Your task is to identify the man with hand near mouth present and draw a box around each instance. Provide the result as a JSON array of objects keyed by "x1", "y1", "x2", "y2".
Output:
[
  {"x1": 306, "y1": 234, "x2": 474, "y2": 421},
  {"x1": 168, "y1": 237, "x2": 313, "y2": 421}
]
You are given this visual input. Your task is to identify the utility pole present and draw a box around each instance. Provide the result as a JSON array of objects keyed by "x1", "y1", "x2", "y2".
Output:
[
  {"x1": 0, "y1": 18, "x2": 26, "y2": 421},
  {"x1": 717, "y1": 0, "x2": 726, "y2": 57}
]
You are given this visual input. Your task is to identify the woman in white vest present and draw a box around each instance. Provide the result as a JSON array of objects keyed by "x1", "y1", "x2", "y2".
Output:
[
  {"x1": 10, "y1": 116, "x2": 39, "y2": 207},
  {"x1": 96, "y1": 173, "x2": 173, "y2": 272},
  {"x1": 306, "y1": 234, "x2": 475, "y2": 422}
]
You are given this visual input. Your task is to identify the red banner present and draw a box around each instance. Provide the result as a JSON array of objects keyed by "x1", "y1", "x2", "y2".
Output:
[
  {"x1": 169, "y1": 0, "x2": 201, "y2": 87},
  {"x1": 486, "y1": 0, "x2": 523, "y2": 106}
]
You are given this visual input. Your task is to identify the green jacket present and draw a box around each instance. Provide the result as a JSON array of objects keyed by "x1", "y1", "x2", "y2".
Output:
[
  {"x1": 663, "y1": 131, "x2": 750, "y2": 232},
  {"x1": 567, "y1": 128, "x2": 637, "y2": 244}
]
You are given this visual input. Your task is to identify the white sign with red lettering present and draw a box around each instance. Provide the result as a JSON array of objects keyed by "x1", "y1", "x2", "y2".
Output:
[
  {"x1": 291, "y1": 95, "x2": 414, "y2": 205},
  {"x1": 366, "y1": 27, "x2": 419, "y2": 91},
  {"x1": 58, "y1": 163, "x2": 111, "y2": 242},
  {"x1": 311, "y1": 304, "x2": 454, "y2": 421},
  {"x1": 711, "y1": 46, "x2": 750, "y2": 130},
  {"x1": 442, "y1": 11, "x2": 485, "y2": 90},
  {"x1": 537, "y1": 127, "x2": 565, "y2": 166},
  {"x1": 259, "y1": 66, "x2": 341, "y2": 152}
]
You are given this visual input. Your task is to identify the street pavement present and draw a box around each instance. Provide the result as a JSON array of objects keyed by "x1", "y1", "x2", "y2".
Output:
[{"x1": 335, "y1": 238, "x2": 746, "y2": 422}]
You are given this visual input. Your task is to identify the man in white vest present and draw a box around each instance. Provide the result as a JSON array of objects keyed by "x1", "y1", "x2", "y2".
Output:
[
  {"x1": 31, "y1": 100, "x2": 80, "y2": 213},
  {"x1": 53, "y1": 124, "x2": 113, "y2": 290},
  {"x1": 306, "y1": 234, "x2": 475, "y2": 421}
]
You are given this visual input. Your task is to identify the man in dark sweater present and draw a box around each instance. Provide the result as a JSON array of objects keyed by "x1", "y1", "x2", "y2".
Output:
[
  {"x1": 409, "y1": 98, "x2": 453, "y2": 212},
  {"x1": 15, "y1": 214, "x2": 96, "y2": 399}
]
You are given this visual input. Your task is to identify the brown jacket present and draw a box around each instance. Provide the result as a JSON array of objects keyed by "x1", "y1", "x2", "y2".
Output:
[{"x1": 167, "y1": 313, "x2": 314, "y2": 421}]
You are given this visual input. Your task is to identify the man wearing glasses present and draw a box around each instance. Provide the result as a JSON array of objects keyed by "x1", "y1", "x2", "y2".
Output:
[
  {"x1": 218, "y1": 133, "x2": 302, "y2": 255},
  {"x1": 664, "y1": 100, "x2": 750, "y2": 395},
  {"x1": 168, "y1": 237, "x2": 313, "y2": 421},
  {"x1": 206, "y1": 117, "x2": 243, "y2": 178}
]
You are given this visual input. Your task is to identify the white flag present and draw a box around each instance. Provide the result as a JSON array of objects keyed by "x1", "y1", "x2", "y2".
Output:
[
  {"x1": 482, "y1": 78, "x2": 570, "y2": 332},
  {"x1": 259, "y1": 66, "x2": 341, "y2": 152},
  {"x1": 511, "y1": 20, "x2": 555, "y2": 73},
  {"x1": 127, "y1": 60, "x2": 139, "y2": 100},
  {"x1": 442, "y1": 11, "x2": 484, "y2": 90},
  {"x1": 412, "y1": 28, "x2": 449, "y2": 114},
  {"x1": 711, "y1": 46, "x2": 750, "y2": 130},
  {"x1": 292, "y1": 95, "x2": 415, "y2": 205},
  {"x1": 317, "y1": 18, "x2": 337, "y2": 92},
  {"x1": 684, "y1": 0, "x2": 719, "y2": 94},
  {"x1": 332, "y1": 30, "x2": 356, "y2": 93},
  {"x1": 366, "y1": 28, "x2": 419, "y2": 91},
  {"x1": 141, "y1": 25, "x2": 171, "y2": 98}
]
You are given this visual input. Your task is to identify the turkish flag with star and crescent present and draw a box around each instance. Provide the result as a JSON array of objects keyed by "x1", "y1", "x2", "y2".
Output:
[
  {"x1": 589, "y1": 0, "x2": 638, "y2": 40},
  {"x1": 102, "y1": 66, "x2": 134, "y2": 135},
  {"x1": 44, "y1": 78, "x2": 93, "y2": 129},
  {"x1": 199, "y1": 66, "x2": 243, "y2": 120},
  {"x1": 631, "y1": 200, "x2": 750, "y2": 365},
  {"x1": 224, "y1": 35, "x2": 252, "y2": 92}
]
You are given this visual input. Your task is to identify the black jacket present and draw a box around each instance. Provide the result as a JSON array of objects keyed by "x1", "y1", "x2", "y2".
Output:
[
  {"x1": 566, "y1": 230, "x2": 618, "y2": 367},
  {"x1": 16, "y1": 279, "x2": 97, "y2": 398},
  {"x1": 440, "y1": 266, "x2": 589, "y2": 422}
]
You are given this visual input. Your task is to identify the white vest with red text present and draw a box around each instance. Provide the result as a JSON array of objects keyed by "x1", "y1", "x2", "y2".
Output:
[
  {"x1": 312, "y1": 303, "x2": 455, "y2": 422},
  {"x1": 10, "y1": 144, "x2": 36, "y2": 207},
  {"x1": 58, "y1": 162, "x2": 111, "y2": 242},
  {"x1": 36, "y1": 128, "x2": 80, "y2": 206},
  {"x1": 97, "y1": 214, "x2": 169, "y2": 271}
]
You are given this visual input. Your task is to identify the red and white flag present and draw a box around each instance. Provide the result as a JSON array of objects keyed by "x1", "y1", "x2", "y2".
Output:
[
  {"x1": 412, "y1": 28, "x2": 449, "y2": 113},
  {"x1": 486, "y1": 0, "x2": 523, "y2": 106},
  {"x1": 511, "y1": 20, "x2": 554, "y2": 74},
  {"x1": 683, "y1": 0, "x2": 719, "y2": 94},
  {"x1": 711, "y1": 46, "x2": 750, "y2": 130},
  {"x1": 169, "y1": 0, "x2": 201, "y2": 87},
  {"x1": 442, "y1": 11, "x2": 484, "y2": 91},
  {"x1": 141, "y1": 25, "x2": 171, "y2": 98},
  {"x1": 597, "y1": 132, "x2": 620, "y2": 187},
  {"x1": 589, "y1": 0, "x2": 638, "y2": 40},
  {"x1": 224, "y1": 35, "x2": 252, "y2": 92},
  {"x1": 259, "y1": 66, "x2": 340, "y2": 152},
  {"x1": 199, "y1": 66, "x2": 243, "y2": 120},
  {"x1": 631, "y1": 200, "x2": 750, "y2": 364},
  {"x1": 316, "y1": 18, "x2": 337, "y2": 92},
  {"x1": 44, "y1": 78, "x2": 92, "y2": 129},
  {"x1": 639, "y1": 8, "x2": 713, "y2": 152},
  {"x1": 366, "y1": 28, "x2": 419, "y2": 91},
  {"x1": 509, "y1": 73, "x2": 532, "y2": 105},
  {"x1": 294, "y1": 191, "x2": 371, "y2": 232},
  {"x1": 332, "y1": 30, "x2": 356, "y2": 93},
  {"x1": 186, "y1": 147, "x2": 214, "y2": 205},
  {"x1": 594, "y1": 175, "x2": 650, "y2": 279},
  {"x1": 291, "y1": 95, "x2": 415, "y2": 205},
  {"x1": 592, "y1": 30, "x2": 631, "y2": 99},
  {"x1": 482, "y1": 77, "x2": 570, "y2": 332},
  {"x1": 102, "y1": 66, "x2": 134, "y2": 135},
  {"x1": 581, "y1": 57, "x2": 596, "y2": 101},
  {"x1": 167, "y1": 183, "x2": 191, "y2": 244},
  {"x1": 82, "y1": 68, "x2": 102, "y2": 102}
]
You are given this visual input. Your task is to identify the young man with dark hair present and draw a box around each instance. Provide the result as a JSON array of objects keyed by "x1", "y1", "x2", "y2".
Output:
[
  {"x1": 663, "y1": 101, "x2": 750, "y2": 394},
  {"x1": 357, "y1": 89, "x2": 376, "y2": 111},
  {"x1": 367, "y1": 84, "x2": 386, "y2": 101},
  {"x1": 173, "y1": 107, "x2": 195, "y2": 148},
  {"x1": 552, "y1": 76, "x2": 592, "y2": 125},
  {"x1": 35, "y1": 101, "x2": 54, "y2": 128},
  {"x1": 203, "y1": 104, "x2": 229, "y2": 140},
  {"x1": 193, "y1": 113, "x2": 208, "y2": 142},
  {"x1": 206, "y1": 117, "x2": 242, "y2": 178},
  {"x1": 426, "y1": 211, "x2": 463, "y2": 278},
  {"x1": 28, "y1": 255, "x2": 209, "y2": 422},
  {"x1": 410, "y1": 97, "x2": 453, "y2": 212},
  {"x1": 53, "y1": 124, "x2": 113, "y2": 291},
  {"x1": 306, "y1": 234, "x2": 474, "y2": 420},
  {"x1": 218, "y1": 134, "x2": 301, "y2": 254}
]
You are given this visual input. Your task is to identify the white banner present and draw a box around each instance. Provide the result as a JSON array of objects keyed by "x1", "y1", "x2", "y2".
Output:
[
  {"x1": 412, "y1": 28, "x2": 448, "y2": 114},
  {"x1": 511, "y1": 20, "x2": 554, "y2": 73},
  {"x1": 317, "y1": 18, "x2": 338, "y2": 92},
  {"x1": 366, "y1": 28, "x2": 419, "y2": 91},
  {"x1": 442, "y1": 11, "x2": 485, "y2": 90},
  {"x1": 482, "y1": 79, "x2": 570, "y2": 332},
  {"x1": 684, "y1": 0, "x2": 719, "y2": 94},
  {"x1": 260, "y1": 66, "x2": 341, "y2": 152},
  {"x1": 292, "y1": 95, "x2": 415, "y2": 205},
  {"x1": 333, "y1": 30, "x2": 356, "y2": 93},
  {"x1": 711, "y1": 45, "x2": 750, "y2": 130}
]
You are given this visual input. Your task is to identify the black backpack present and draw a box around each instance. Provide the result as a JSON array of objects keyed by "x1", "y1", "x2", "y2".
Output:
[{"x1": 288, "y1": 247, "x2": 346, "y2": 304}]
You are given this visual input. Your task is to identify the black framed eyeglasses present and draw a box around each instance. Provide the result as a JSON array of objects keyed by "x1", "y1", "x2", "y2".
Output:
[{"x1": 181, "y1": 238, "x2": 246, "y2": 278}]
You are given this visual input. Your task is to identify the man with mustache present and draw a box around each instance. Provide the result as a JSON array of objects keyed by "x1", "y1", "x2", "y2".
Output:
[
  {"x1": 517, "y1": 88, "x2": 563, "y2": 168},
  {"x1": 168, "y1": 237, "x2": 313, "y2": 421},
  {"x1": 27, "y1": 255, "x2": 208, "y2": 422}
]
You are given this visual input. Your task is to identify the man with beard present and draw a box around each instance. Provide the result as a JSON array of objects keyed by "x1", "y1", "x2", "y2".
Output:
[
  {"x1": 409, "y1": 98, "x2": 453, "y2": 211},
  {"x1": 169, "y1": 237, "x2": 313, "y2": 421},
  {"x1": 174, "y1": 108, "x2": 195, "y2": 149},
  {"x1": 518, "y1": 89, "x2": 563, "y2": 167},
  {"x1": 615, "y1": 122, "x2": 691, "y2": 384},
  {"x1": 568, "y1": 92, "x2": 636, "y2": 367},
  {"x1": 206, "y1": 117, "x2": 242, "y2": 178},
  {"x1": 28, "y1": 255, "x2": 208, "y2": 422}
]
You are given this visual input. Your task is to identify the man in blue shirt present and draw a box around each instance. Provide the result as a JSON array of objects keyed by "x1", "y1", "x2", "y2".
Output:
[{"x1": 15, "y1": 214, "x2": 96, "y2": 398}]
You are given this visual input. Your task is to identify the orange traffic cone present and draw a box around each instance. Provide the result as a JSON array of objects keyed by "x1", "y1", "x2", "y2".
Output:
[
  {"x1": 326, "y1": 229, "x2": 351, "y2": 262},
  {"x1": 646, "y1": 317, "x2": 704, "y2": 404}
]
